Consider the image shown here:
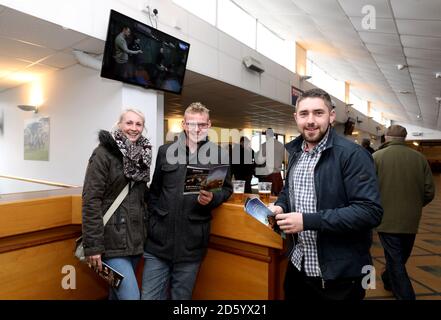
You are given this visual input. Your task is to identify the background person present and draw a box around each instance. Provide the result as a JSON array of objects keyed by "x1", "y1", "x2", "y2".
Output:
[
  {"x1": 373, "y1": 124, "x2": 435, "y2": 300},
  {"x1": 82, "y1": 109, "x2": 151, "y2": 300},
  {"x1": 231, "y1": 136, "x2": 255, "y2": 193},
  {"x1": 361, "y1": 138, "x2": 375, "y2": 154},
  {"x1": 255, "y1": 128, "x2": 285, "y2": 195}
]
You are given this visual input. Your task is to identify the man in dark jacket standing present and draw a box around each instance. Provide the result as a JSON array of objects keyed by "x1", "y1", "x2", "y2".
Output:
[
  {"x1": 231, "y1": 136, "x2": 255, "y2": 193},
  {"x1": 373, "y1": 125, "x2": 435, "y2": 300},
  {"x1": 141, "y1": 102, "x2": 232, "y2": 300},
  {"x1": 269, "y1": 88, "x2": 383, "y2": 300}
]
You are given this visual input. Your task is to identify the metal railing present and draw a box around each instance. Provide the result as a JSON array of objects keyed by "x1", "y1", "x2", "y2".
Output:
[{"x1": 0, "y1": 175, "x2": 79, "y2": 195}]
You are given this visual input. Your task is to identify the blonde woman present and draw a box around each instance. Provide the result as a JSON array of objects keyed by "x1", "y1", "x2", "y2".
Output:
[{"x1": 82, "y1": 109, "x2": 151, "y2": 299}]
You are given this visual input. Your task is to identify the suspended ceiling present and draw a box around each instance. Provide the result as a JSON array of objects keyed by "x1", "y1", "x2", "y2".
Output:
[
  {"x1": 0, "y1": 4, "x2": 297, "y2": 135},
  {"x1": 233, "y1": 0, "x2": 441, "y2": 129},
  {"x1": 1, "y1": 1, "x2": 441, "y2": 133}
]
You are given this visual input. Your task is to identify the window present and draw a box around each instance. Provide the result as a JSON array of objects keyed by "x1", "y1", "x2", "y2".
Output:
[
  {"x1": 251, "y1": 130, "x2": 263, "y2": 152},
  {"x1": 371, "y1": 108, "x2": 382, "y2": 124},
  {"x1": 306, "y1": 58, "x2": 345, "y2": 102},
  {"x1": 173, "y1": 0, "x2": 217, "y2": 25},
  {"x1": 174, "y1": 0, "x2": 297, "y2": 72},
  {"x1": 257, "y1": 23, "x2": 296, "y2": 72},
  {"x1": 217, "y1": 0, "x2": 256, "y2": 49},
  {"x1": 349, "y1": 93, "x2": 368, "y2": 115}
]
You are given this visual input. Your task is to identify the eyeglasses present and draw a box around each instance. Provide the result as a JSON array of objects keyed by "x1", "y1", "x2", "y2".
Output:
[{"x1": 185, "y1": 122, "x2": 209, "y2": 129}]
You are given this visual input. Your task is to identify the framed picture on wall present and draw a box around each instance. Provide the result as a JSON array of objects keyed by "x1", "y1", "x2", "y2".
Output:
[
  {"x1": 0, "y1": 108, "x2": 4, "y2": 136},
  {"x1": 24, "y1": 116, "x2": 50, "y2": 161}
]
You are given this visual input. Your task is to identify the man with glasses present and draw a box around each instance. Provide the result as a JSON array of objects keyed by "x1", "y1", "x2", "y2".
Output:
[{"x1": 141, "y1": 102, "x2": 232, "y2": 300}]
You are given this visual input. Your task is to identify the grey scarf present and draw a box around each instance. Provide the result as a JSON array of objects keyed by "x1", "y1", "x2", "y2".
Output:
[{"x1": 112, "y1": 129, "x2": 152, "y2": 183}]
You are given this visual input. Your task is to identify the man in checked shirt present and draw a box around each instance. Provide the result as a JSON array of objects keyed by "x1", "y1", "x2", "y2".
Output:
[{"x1": 269, "y1": 88, "x2": 383, "y2": 300}]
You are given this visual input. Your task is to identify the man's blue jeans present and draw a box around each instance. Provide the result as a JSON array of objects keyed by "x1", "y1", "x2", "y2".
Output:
[
  {"x1": 141, "y1": 251, "x2": 201, "y2": 300},
  {"x1": 103, "y1": 255, "x2": 141, "y2": 300}
]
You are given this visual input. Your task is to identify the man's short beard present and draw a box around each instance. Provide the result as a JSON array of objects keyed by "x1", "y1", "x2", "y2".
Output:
[
  {"x1": 303, "y1": 131, "x2": 325, "y2": 143},
  {"x1": 302, "y1": 126, "x2": 329, "y2": 143}
]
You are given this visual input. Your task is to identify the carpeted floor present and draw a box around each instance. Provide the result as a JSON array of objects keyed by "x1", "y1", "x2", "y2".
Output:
[{"x1": 366, "y1": 174, "x2": 441, "y2": 300}]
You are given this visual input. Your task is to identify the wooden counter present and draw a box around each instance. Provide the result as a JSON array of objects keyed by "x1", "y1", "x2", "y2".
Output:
[
  {"x1": 192, "y1": 195, "x2": 287, "y2": 300},
  {"x1": 0, "y1": 190, "x2": 107, "y2": 299},
  {"x1": 0, "y1": 191, "x2": 286, "y2": 299}
]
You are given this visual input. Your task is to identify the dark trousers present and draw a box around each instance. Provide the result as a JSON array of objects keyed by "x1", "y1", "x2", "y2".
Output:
[
  {"x1": 378, "y1": 232, "x2": 416, "y2": 300},
  {"x1": 284, "y1": 261, "x2": 365, "y2": 300}
]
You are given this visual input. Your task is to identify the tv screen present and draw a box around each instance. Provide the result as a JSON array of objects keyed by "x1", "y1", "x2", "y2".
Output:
[{"x1": 101, "y1": 10, "x2": 190, "y2": 94}]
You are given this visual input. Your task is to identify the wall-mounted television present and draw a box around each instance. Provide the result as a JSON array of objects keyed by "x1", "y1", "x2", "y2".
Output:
[{"x1": 101, "y1": 10, "x2": 190, "y2": 95}]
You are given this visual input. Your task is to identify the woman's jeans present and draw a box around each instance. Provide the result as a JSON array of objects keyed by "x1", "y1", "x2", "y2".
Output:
[{"x1": 103, "y1": 255, "x2": 141, "y2": 300}]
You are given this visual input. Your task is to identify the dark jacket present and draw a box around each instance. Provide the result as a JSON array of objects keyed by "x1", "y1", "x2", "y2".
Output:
[
  {"x1": 275, "y1": 128, "x2": 383, "y2": 280},
  {"x1": 373, "y1": 140, "x2": 435, "y2": 233},
  {"x1": 82, "y1": 130, "x2": 148, "y2": 258},
  {"x1": 145, "y1": 133, "x2": 233, "y2": 263}
]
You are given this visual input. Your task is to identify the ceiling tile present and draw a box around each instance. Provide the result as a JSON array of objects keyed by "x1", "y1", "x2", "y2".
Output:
[
  {"x1": 391, "y1": 0, "x2": 441, "y2": 20},
  {"x1": 372, "y1": 53, "x2": 406, "y2": 64},
  {"x1": 235, "y1": 0, "x2": 304, "y2": 15},
  {"x1": 407, "y1": 58, "x2": 441, "y2": 69},
  {"x1": 338, "y1": 0, "x2": 393, "y2": 18},
  {"x1": 26, "y1": 63, "x2": 59, "y2": 76},
  {"x1": 359, "y1": 31, "x2": 401, "y2": 46},
  {"x1": 396, "y1": 20, "x2": 441, "y2": 37},
  {"x1": 0, "y1": 8, "x2": 87, "y2": 50},
  {"x1": 309, "y1": 15, "x2": 352, "y2": 29},
  {"x1": 40, "y1": 52, "x2": 78, "y2": 69},
  {"x1": 401, "y1": 35, "x2": 441, "y2": 50},
  {"x1": 0, "y1": 55, "x2": 31, "y2": 73},
  {"x1": 349, "y1": 17, "x2": 397, "y2": 33},
  {"x1": 409, "y1": 66, "x2": 438, "y2": 76},
  {"x1": 321, "y1": 29, "x2": 361, "y2": 42},
  {"x1": 365, "y1": 43, "x2": 404, "y2": 55},
  {"x1": 404, "y1": 47, "x2": 441, "y2": 61},
  {"x1": 2, "y1": 1, "x2": 440, "y2": 131},
  {"x1": 71, "y1": 37, "x2": 105, "y2": 55},
  {"x1": 295, "y1": 0, "x2": 346, "y2": 17},
  {"x1": 0, "y1": 37, "x2": 55, "y2": 62}
]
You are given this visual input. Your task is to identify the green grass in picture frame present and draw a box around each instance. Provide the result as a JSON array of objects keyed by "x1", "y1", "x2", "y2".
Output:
[{"x1": 24, "y1": 116, "x2": 50, "y2": 161}]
